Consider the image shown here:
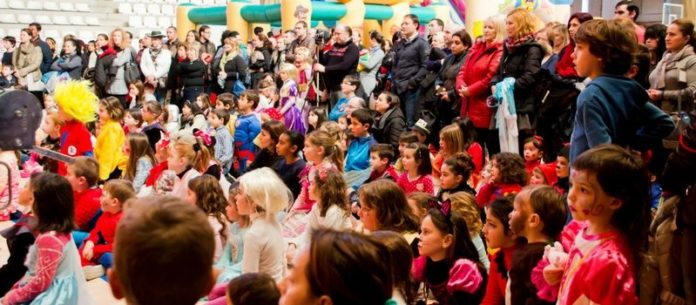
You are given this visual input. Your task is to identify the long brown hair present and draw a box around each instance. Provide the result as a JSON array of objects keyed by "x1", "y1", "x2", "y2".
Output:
[
  {"x1": 124, "y1": 133, "x2": 155, "y2": 181},
  {"x1": 307, "y1": 229, "x2": 394, "y2": 305},
  {"x1": 188, "y1": 174, "x2": 229, "y2": 245},
  {"x1": 358, "y1": 180, "x2": 420, "y2": 233},
  {"x1": 313, "y1": 169, "x2": 350, "y2": 217}
]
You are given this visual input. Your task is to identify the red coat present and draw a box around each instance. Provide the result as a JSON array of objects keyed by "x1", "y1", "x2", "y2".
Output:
[
  {"x1": 456, "y1": 41, "x2": 503, "y2": 129},
  {"x1": 73, "y1": 187, "x2": 102, "y2": 231}
]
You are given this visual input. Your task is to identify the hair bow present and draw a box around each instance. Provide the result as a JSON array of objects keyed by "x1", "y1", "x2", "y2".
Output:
[
  {"x1": 533, "y1": 135, "x2": 544, "y2": 146},
  {"x1": 193, "y1": 129, "x2": 213, "y2": 146},
  {"x1": 427, "y1": 199, "x2": 452, "y2": 217},
  {"x1": 157, "y1": 134, "x2": 171, "y2": 151}
]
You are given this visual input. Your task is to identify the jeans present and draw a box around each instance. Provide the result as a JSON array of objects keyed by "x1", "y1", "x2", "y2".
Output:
[
  {"x1": 181, "y1": 86, "x2": 203, "y2": 106},
  {"x1": 72, "y1": 231, "x2": 89, "y2": 248},
  {"x1": 399, "y1": 88, "x2": 421, "y2": 127}
]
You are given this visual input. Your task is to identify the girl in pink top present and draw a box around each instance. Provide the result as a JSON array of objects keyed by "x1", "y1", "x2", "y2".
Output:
[
  {"x1": 397, "y1": 143, "x2": 434, "y2": 196},
  {"x1": 533, "y1": 145, "x2": 649, "y2": 305}
]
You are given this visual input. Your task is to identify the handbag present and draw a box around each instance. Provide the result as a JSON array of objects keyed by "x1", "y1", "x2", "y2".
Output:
[
  {"x1": 232, "y1": 72, "x2": 245, "y2": 97},
  {"x1": 124, "y1": 49, "x2": 140, "y2": 85}
]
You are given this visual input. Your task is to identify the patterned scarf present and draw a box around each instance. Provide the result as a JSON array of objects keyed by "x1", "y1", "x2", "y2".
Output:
[{"x1": 504, "y1": 34, "x2": 534, "y2": 54}]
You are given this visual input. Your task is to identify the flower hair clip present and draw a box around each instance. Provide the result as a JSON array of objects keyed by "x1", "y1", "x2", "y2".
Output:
[
  {"x1": 315, "y1": 163, "x2": 335, "y2": 181},
  {"x1": 533, "y1": 135, "x2": 544, "y2": 146}
]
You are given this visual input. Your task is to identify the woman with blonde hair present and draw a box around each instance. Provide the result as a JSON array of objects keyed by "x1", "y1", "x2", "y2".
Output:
[
  {"x1": 219, "y1": 37, "x2": 248, "y2": 95},
  {"x1": 456, "y1": 15, "x2": 505, "y2": 155},
  {"x1": 94, "y1": 28, "x2": 135, "y2": 108},
  {"x1": 490, "y1": 8, "x2": 544, "y2": 153}
]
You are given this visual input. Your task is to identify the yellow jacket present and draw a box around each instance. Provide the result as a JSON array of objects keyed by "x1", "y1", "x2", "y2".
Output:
[{"x1": 95, "y1": 120, "x2": 126, "y2": 180}]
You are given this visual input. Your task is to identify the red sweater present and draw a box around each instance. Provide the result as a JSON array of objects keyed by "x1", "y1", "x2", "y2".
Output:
[
  {"x1": 58, "y1": 120, "x2": 93, "y2": 176},
  {"x1": 73, "y1": 188, "x2": 102, "y2": 231},
  {"x1": 481, "y1": 246, "x2": 516, "y2": 305},
  {"x1": 84, "y1": 211, "x2": 122, "y2": 258},
  {"x1": 397, "y1": 172, "x2": 434, "y2": 195}
]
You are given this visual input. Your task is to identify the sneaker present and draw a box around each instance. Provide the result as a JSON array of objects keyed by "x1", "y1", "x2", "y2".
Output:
[{"x1": 83, "y1": 265, "x2": 104, "y2": 281}]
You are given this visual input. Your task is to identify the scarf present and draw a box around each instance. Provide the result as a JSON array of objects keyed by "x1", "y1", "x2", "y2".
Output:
[
  {"x1": 99, "y1": 46, "x2": 117, "y2": 59},
  {"x1": 219, "y1": 50, "x2": 238, "y2": 71},
  {"x1": 504, "y1": 34, "x2": 534, "y2": 54},
  {"x1": 651, "y1": 45, "x2": 695, "y2": 89},
  {"x1": 150, "y1": 46, "x2": 162, "y2": 64},
  {"x1": 555, "y1": 42, "x2": 577, "y2": 78}
]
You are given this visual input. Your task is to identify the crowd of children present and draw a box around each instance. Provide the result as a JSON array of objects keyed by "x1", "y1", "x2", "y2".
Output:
[{"x1": 0, "y1": 11, "x2": 695, "y2": 305}]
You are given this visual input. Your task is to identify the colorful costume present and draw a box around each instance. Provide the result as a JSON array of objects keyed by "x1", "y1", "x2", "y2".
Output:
[
  {"x1": 532, "y1": 221, "x2": 638, "y2": 305},
  {"x1": 279, "y1": 79, "x2": 305, "y2": 134},
  {"x1": 54, "y1": 81, "x2": 98, "y2": 176},
  {"x1": 94, "y1": 120, "x2": 125, "y2": 180},
  {"x1": 233, "y1": 113, "x2": 260, "y2": 174},
  {"x1": 412, "y1": 256, "x2": 486, "y2": 305},
  {"x1": 2, "y1": 232, "x2": 91, "y2": 305}
]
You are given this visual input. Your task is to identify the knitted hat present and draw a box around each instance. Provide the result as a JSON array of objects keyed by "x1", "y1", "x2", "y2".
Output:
[
  {"x1": 54, "y1": 80, "x2": 98, "y2": 123},
  {"x1": 535, "y1": 163, "x2": 558, "y2": 186}
]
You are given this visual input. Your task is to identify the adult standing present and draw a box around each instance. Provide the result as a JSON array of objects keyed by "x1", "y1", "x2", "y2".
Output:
[
  {"x1": 359, "y1": 31, "x2": 386, "y2": 98},
  {"x1": 249, "y1": 34, "x2": 273, "y2": 89},
  {"x1": 536, "y1": 12, "x2": 593, "y2": 161},
  {"x1": 427, "y1": 18, "x2": 444, "y2": 43},
  {"x1": 392, "y1": 14, "x2": 431, "y2": 127},
  {"x1": 166, "y1": 26, "x2": 181, "y2": 55},
  {"x1": 199, "y1": 25, "x2": 216, "y2": 92},
  {"x1": 314, "y1": 24, "x2": 360, "y2": 110},
  {"x1": 102, "y1": 28, "x2": 135, "y2": 109},
  {"x1": 198, "y1": 25, "x2": 216, "y2": 60},
  {"x1": 434, "y1": 30, "x2": 472, "y2": 131},
  {"x1": 49, "y1": 38, "x2": 83, "y2": 80},
  {"x1": 177, "y1": 44, "x2": 206, "y2": 105},
  {"x1": 456, "y1": 16, "x2": 505, "y2": 155},
  {"x1": 288, "y1": 21, "x2": 316, "y2": 58},
  {"x1": 648, "y1": 19, "x2": 696, "y2": 113},
  {"x1": 12, "y1": 28, "x2": 42, "y2": 91},
  {"x1": 614, "y1": 0, "x2": 645, "y2": 43},
  {"x1": 490, "y1": 8, "x2": 543, "y2": 153},
  {"x1": 28, "y1": 22, "x2": 52, "y2": 74},
  {"x1": 139, "y1": 31, "x2": 172, "y2": 103},
  {"x1": 219, "y1": 37, "x2": 248, "y2": 96}
]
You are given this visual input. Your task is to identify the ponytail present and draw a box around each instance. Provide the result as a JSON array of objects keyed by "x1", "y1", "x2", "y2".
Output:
[
  {"x1": 672, "y1": 18, "x2": 696, "y2": 49},
  {"x1": 328, "y1": 141, "x2": 345, "y2": 172},
  {"x1": 191, "y1": 137, "x2": 213, "y2": 173}
]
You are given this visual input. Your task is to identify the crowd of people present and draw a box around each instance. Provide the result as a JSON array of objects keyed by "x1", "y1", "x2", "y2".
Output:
[{"x1": 0, "y1": 0, "x2": 696, "y2": 304}]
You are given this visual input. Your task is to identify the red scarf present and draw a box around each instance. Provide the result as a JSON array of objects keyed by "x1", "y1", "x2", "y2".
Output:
[
  {"x1": 98, "y1": 46, "x2": 117, "y2": 59},
  {"x1": 504, "y1": 35, "x2": 534, "y2": 53},
  {"x1": 555, "y1": 42, "x2": 578, "y2": 78}
]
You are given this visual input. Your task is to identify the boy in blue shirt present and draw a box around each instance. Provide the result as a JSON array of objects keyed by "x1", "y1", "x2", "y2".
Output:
[
  {"x1": 570, "y1": 19, "x2": 673, "y2": 162},
  {"x1": 233, "y1": 90, "x2": 261, "y2": 174},
  {"x1": 344, "y1": 108, "x2": 377, "y2": 188}
]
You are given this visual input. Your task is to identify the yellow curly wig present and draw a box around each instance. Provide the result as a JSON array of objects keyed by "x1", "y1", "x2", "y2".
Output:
[{"x1": 54, "y1": 80, "x2": 98, "y2": 123}]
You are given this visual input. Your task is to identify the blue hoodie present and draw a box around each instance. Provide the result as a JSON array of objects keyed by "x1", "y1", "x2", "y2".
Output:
[
  {"x1": 345, "y1": 135, "x2": 377, "y2": 172},
  {"x1": 570, "y1": 75, "x2": 674, "y2": 162}
]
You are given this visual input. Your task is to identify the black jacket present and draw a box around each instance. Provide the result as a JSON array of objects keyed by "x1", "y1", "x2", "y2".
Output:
[
  {"x1": 319, "y1": 40, "x2": 360, "y2": 92},
  {"x1": 94, "y1": 53, "x2": 116, "y2": 97},
  {"x1": 32, "y1": 38, "x2": 53, "y2": 74},
  {"x1": 223, "y1": 55, "x2": 248, "y2": 90},
  {"x1": 373, "y1": 107, "x2": 406, "y2": 155},
  {"x1": 176, "y1": 59, "x2": 206, "y2": 88},
  {"x1": 490, "y1": 39, "x2": 543, "y2": 115},
  {"x1": 392, "y1": 35, "x2": 431, "y2": 94}
]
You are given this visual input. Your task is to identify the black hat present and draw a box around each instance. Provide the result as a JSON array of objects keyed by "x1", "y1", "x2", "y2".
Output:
[
  {"x1": 0, "y1": 89, "x2": 41, "y2": 150},
  {"x1": 147, "y1": 30, "x2": 165, "y2": 39},
  {"x1": 411, "y1": 110, "x2": 437, "y2": 136}
]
